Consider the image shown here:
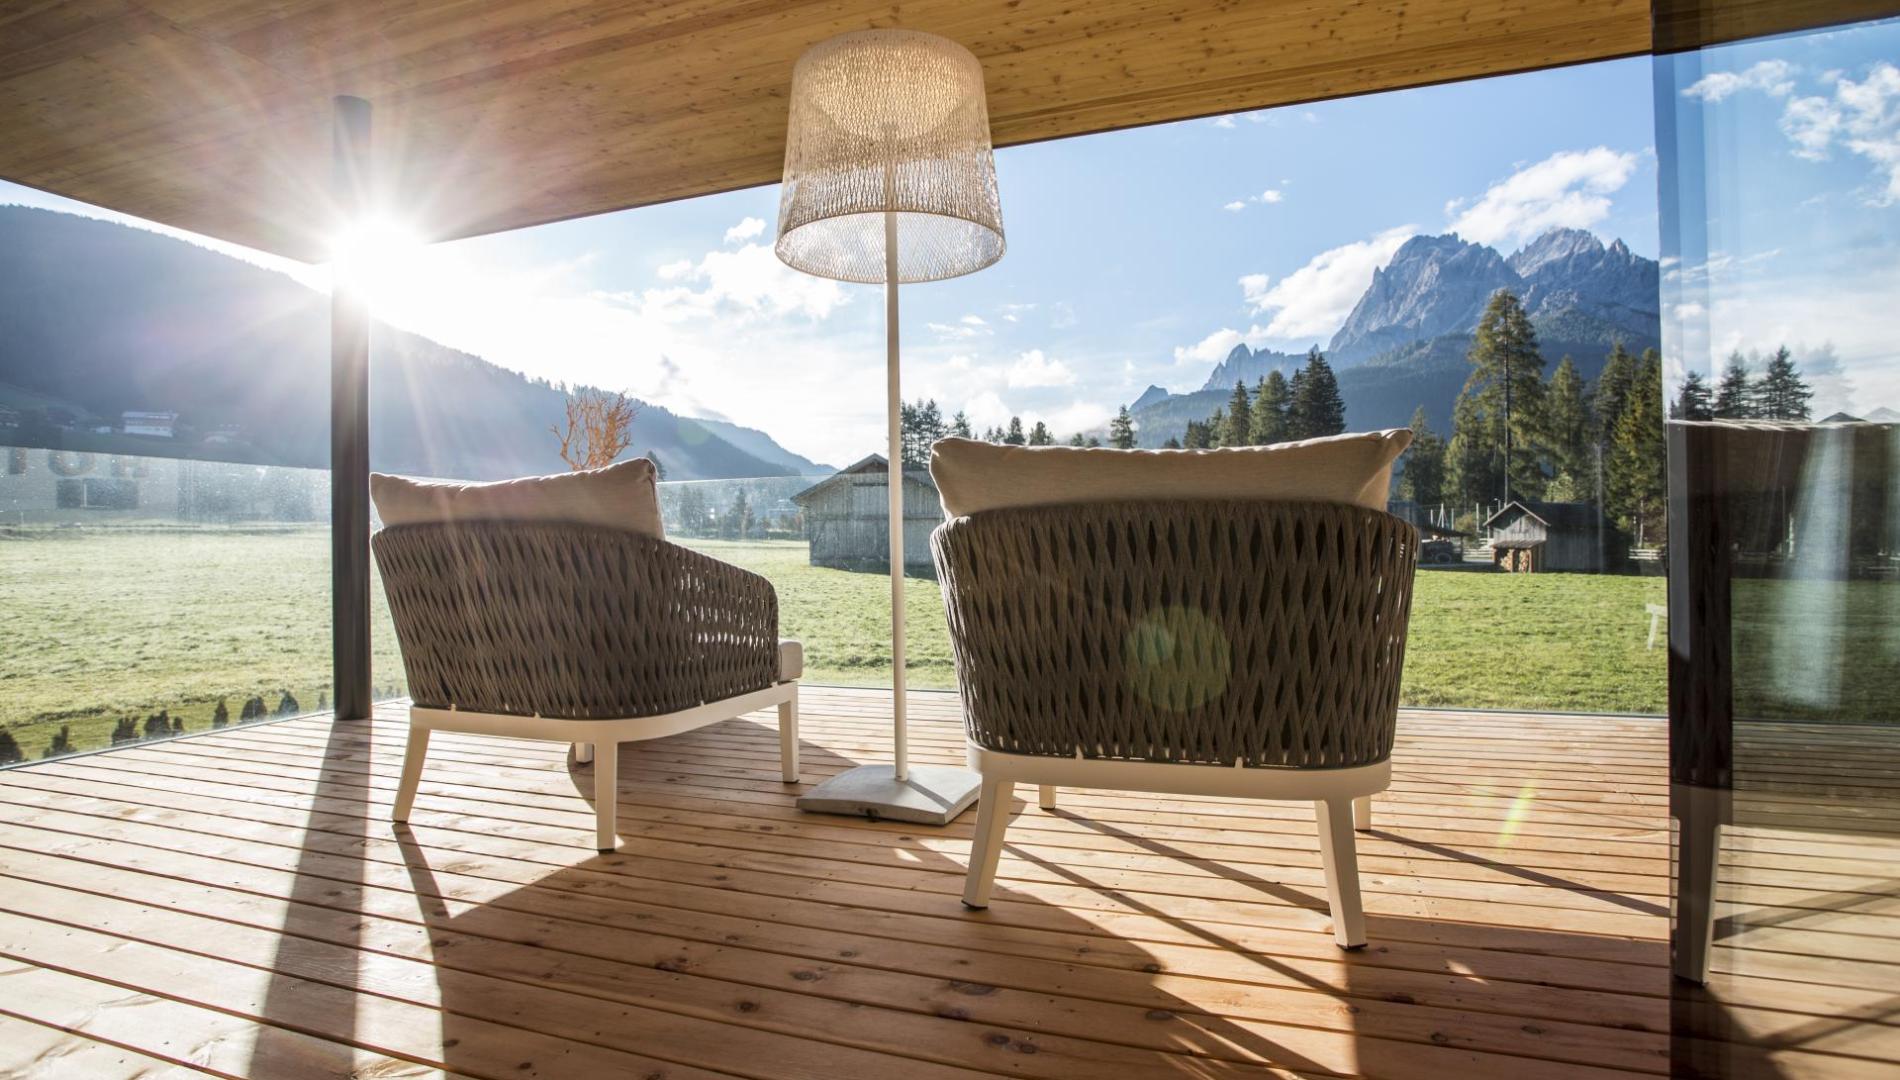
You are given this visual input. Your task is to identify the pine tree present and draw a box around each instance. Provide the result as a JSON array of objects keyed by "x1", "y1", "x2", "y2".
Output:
[
  {"x1": 1068, "y1": 432, "x2": 1088, "y2": 447},
  {"x1": 723, "y1": 488, "x2": 753, "y2": 539},
  {"x1": 1085, "y1": 437, "x2": 1102, "y2": 448},
  {"x1": 111, "y1": 716, "x2": 139, "y2": 744},
  {"x1": 1672, "y1": 370, "x2": 1714, "y2": 421},
  {"x1": 1286, "y1": 348, "x2": 1347, "y2": 440},
  {"x1": 276, "y1": 691, "x2": 300, "y2": 716},
  {"x1": 1544, "y1": 356, "x2": 1593, "y2": 498},
  {"x1": 1754, "y1": 346, "x2": 1812, "y2": 420},
  {"x1": 0, "y1": 728, "x2": 21, "y2": 766},
  {"x1": 950, "y1": 411, "x2": 973, "y2": 439},
  {"x1": 1397, "y1": 407, "x2": 1447, "y2": 509},
  {"x1": 1249, "y1": 370, "x2": 1291, "y2": 445},
  {"x1": 144, "y1": 711, "x2": 172, "y2": 739},
  {"x1": 1444, "y1": 390, "x2": 1495, "y2": 512},
  {"x1": 1460, "y1": 290, "x2": 1547, "y2": 503},
  {"x1": 1181, "y1": 419, "x2": 1210, "y2": 449},
  {"x1": 1712, "y1": 353, "x2": 1754, "y2": 419},
  {"x1": 212, "y1": 698, "x2": 230, "y2": 728},
  {"x1": 1161, "y1": 436, "x2": 1182, "y2": 449},
  {"x1": 1220, "y1": 380, "x2": 1252, "y2": 447},
  {"x1": 1108, "y1": 406, "x2": 1137, "y2": 449},
  {"x1": 1607, "y1": 349, "x2": 1667, "y2": 546},
  {"x1": 1004, "y1": 417, "x2": 1026, "y2": 445},
  {"x1": 1028, "y1": 421, "x2": 1053, "y2": 446}
]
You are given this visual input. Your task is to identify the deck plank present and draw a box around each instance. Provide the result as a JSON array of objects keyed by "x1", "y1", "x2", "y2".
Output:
[{"x1": 0, "y1": 688, "x2": 1889, "y2": 1078}]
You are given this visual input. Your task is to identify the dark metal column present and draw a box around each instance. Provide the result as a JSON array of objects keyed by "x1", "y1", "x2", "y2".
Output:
[{"x1": 331, "y1": 95, "x2": 372, "y2": 720}]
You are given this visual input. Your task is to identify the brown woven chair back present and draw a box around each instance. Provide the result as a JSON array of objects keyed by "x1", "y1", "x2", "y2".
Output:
[
  {"x1": 931, "y1": 500, "x2": 1417, "y2": 769},
  {"x1": 373, "y1": 521, "x2": 779, "y2": 720}
]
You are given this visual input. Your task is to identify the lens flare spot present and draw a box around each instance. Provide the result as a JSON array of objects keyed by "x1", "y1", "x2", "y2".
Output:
[
  {"x1": 1496, "y1": 782, "x2": 1537, "y2": 848},
  {"x1": 1125, "y1": 605, "x2": 1231, "y2": 711}
]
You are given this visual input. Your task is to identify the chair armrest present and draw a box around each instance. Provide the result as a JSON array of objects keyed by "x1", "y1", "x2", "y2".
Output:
[{"x1": 374, "y1": 522, "x2": 779, "y2": 719}]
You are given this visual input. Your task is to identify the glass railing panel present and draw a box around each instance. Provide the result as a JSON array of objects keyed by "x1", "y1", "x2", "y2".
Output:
[{"x1": 0, "y1": 445, "x2": 402, "y2": 762}]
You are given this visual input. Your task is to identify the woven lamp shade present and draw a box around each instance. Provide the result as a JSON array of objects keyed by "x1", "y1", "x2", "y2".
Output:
[{"x1": 775, "y1": 30, "x2": 1005, "y2": 284}]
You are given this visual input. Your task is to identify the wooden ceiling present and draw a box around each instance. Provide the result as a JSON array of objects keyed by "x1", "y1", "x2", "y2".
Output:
[{"x1": 0, "y1": 1, "x2": 1653, "y2": 262}]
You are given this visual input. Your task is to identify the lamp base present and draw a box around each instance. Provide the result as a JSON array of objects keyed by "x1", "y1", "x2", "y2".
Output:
[{"x1": 796, "y1": 763, "x2": 983, "y2": 825}]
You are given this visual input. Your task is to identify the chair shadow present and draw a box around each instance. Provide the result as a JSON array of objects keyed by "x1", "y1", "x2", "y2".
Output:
[{"x1": 364, "y1": 710, "x2": 1768, "y2": 1079}]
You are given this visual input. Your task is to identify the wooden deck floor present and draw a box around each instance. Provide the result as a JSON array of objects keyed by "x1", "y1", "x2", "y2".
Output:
[{"x1": 0, "y1": 687, "x2": 1893, "y2": 1078}]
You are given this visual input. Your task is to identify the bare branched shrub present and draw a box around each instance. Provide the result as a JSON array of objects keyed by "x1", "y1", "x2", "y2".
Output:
[{"x1": 552, "y1": 389, "x2": 639, "y2": 471}]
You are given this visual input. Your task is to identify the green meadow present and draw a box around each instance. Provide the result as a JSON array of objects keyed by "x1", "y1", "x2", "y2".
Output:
[{"x1": 0, "y1": 527, "x2": 1686, "y2": 761}]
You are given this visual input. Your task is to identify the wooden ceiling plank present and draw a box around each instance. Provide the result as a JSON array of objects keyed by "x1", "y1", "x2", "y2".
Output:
[{"x1": 0, "y1": 0, "x2": 1658, "y2": 261}]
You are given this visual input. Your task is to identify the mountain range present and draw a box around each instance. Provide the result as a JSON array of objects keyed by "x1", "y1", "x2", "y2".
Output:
[
  {"x1": 0, "y1": 206, "x2": 829, "y2": 480},
  {"x1": 1128, "y1": 227, "x2": 1661, "y2": 444}
]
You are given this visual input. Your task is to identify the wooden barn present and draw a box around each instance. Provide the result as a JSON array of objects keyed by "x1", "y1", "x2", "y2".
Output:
[
  {"x1": 791, "y1": 455, "x2": 942, "y2": 573},
  {"x1": 1483, "y1": 500, "x2": 1629, "y2": 573}
]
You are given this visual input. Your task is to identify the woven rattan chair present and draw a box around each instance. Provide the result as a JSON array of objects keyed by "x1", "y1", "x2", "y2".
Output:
[
  {"x1": 374, "y1": 521, "x2": 801, "y2": 853},
  {"x1": 932, "y1": 500, "x2": 1416, "y2": 948}
]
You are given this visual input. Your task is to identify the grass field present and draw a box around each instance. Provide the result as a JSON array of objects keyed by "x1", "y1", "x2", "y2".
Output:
[{"x1": 2, "y1": 528, "x2": 1685, "y2": 761}]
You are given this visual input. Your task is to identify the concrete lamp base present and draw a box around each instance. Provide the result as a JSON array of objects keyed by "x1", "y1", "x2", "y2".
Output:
[{"x1": 796, "y1": 763, "x2": 983, "y2": 825}]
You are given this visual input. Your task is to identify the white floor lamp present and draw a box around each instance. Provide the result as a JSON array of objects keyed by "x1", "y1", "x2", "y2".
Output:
[{"x1": 775, "y1": 29, "x2": 1005, "y2": 824}]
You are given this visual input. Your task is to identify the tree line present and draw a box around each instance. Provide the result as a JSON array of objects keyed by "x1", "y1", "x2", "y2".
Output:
[
  {"x1": 1179, "y1": 346, "x2": 1348, "y2": 449},
  {"x1": 897, "y1": 399, "x2": 1121, "y2": 468},
  {"x1": 1400, "y1": 289, "x2": 1814, "y2": 547}
]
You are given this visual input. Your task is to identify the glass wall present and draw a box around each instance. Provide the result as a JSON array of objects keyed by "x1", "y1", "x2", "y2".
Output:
[
  {"x1": 1657, "y1": 12, "x2": 1900, "y2": 1072},
  {"x1": 0, "y1": 446, "x2": 405, "y2": 761}
]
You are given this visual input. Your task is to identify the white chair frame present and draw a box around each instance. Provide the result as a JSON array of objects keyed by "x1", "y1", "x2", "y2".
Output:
[
  {"x1": 392, "y1": 680, "x2": 800, "y2": 852},
  {"x1": 960, "y1": 744, "x2": 1387, "y2": 949}
]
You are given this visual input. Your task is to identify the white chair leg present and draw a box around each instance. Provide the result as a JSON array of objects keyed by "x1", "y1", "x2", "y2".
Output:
[
  {"x1": 778, "y1": 689, "x2": 800, "y2": 783},
  {"x1": 1037, "y1": 785, "x2": 1057, "y2": 811},
  {"x1": 594, "y1": 740, "x2": 619, "y2": 853},
  {"x1": 962, "y1": 775, "x2": 1015, "y2": 909},
  {"x1": 1353, "y1": 794, "x2": 1372, "y2": 831},
  {"x1": 392, "y1": 723, "x2": 430, "y2": 823},
  {"x1": 572, "y1": 741, "x2": 594, "y2": 764},
  {"x1": 1315, "y1": 798, "x2": 1367, "y2": 949}
]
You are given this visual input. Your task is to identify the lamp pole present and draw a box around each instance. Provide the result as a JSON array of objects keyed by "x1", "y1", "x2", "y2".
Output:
[{"x1": 884, "y1": 169, "x2": 909, "y2": 782}]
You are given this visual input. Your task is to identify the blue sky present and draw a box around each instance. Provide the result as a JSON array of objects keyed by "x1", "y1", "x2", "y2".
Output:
[{"x1": 8, "y1": 25, "x2": 1897, "y2": 467}]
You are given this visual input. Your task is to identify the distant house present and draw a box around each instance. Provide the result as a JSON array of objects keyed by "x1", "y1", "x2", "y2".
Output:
[
  {"x1": 790, "y1": 454, "x2": 941, "y2": 573},
  {"x1": 122, "y1": 410, "x2": 178, "y2": 438},
  {"x1": 1483, "y1": 500, "x2": 1628, "y2": 573}
]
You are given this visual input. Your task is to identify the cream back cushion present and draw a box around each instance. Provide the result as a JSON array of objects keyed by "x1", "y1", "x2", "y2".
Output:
[
  {"x1": 930, "y1": 430, "x2": 1412, "y2": 517},
  {"x1": 371, "y1": 457, "x2": 664, "y2": 538}
]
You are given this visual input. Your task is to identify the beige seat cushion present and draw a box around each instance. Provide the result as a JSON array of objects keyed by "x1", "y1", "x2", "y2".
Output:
[
  {"x1": 778, "y1": 639, "x2": 804, "y2": 682},
  {"x1": 929, "y1": 430, "x2": 1413, "y2": 517},
  {"x1": 371, "y1": 458, "x2": 664, "y2": 538}
]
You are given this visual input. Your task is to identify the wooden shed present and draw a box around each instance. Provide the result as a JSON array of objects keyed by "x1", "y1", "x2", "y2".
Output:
[
  {"x1": 1483, "y1": 500, "x2": 1629, "y2": 574},
  {"x1": 791, "y1": 455, "x2": 942, "y2": 574}
]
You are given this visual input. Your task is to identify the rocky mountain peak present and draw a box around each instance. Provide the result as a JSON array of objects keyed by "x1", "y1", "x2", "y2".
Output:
[{"x1": 1327, "y1": 233, "x2": 1517, "y2": 366}]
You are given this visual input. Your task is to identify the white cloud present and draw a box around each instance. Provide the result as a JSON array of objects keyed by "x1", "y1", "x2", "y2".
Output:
[
  {"x1": 1210, "y1": 115, "x2": 1236, "y2": 129},
  {"x1": 1240, "y1": 225, "x2": 1418, "y2": 341},
  {"x1": 1007, "y1": 349, "x2": 1077, "y2": 388},
  {"x1": 1447, "y1": 147, "x2": 1638, "y2": 247},
  {"x1": 927, "y1": 314, "x2": 993, "y2": 340},
  {"x1": 998, "y1": 302, "x2": 1036, "y2": 324},
  {"x1": 1684, "y1": 60, "x2": 1797, "y2": 103},
  {"x1": 1171, "y1": 326, "x2": 1267, "y2": 365},
  {"x1": 1779, "y1": 63, "x2": 1900, "y2": 203},
  {"x1": 722, "y1": 216, "x2": 766, "y2": 245},
  {"x1": 1224, "y1": 189, "x2": 1285, "y2": 213},
  {"x1": 633, "y1": 242, "x2": 847, "y2": 323},
  {"x1": 961, "y1": 390, "x2": 1012, "y2": 430}
]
